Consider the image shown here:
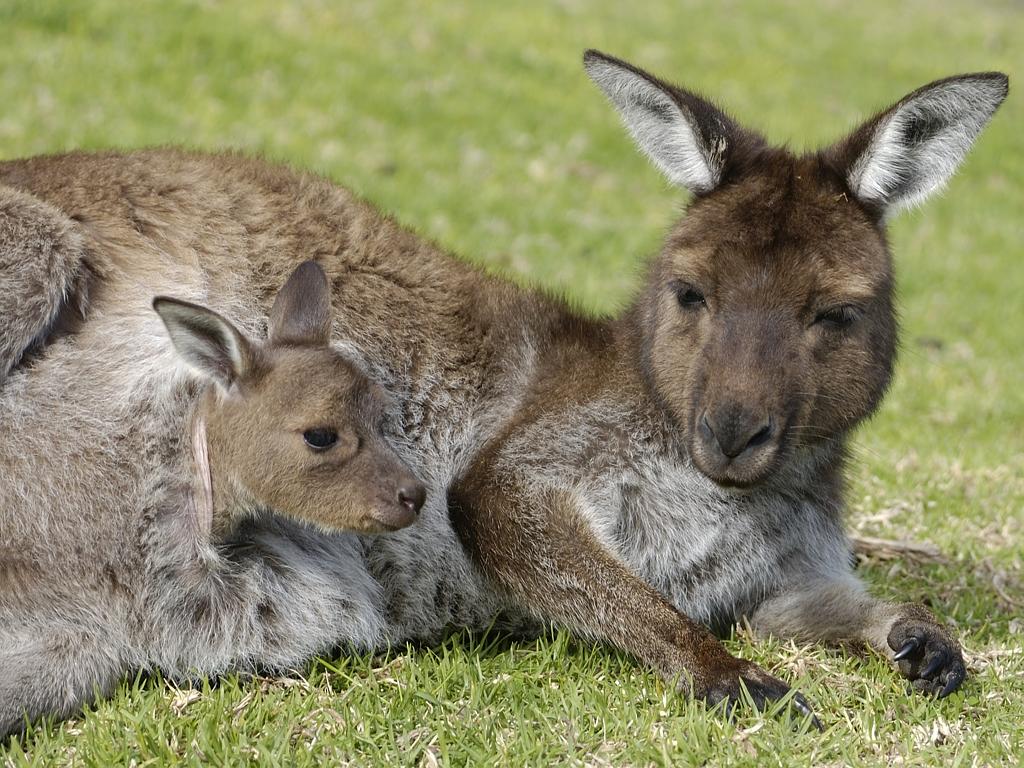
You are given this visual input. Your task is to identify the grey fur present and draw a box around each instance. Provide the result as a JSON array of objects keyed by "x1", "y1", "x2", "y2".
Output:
[
  {"x1": 0, "y1": 188, "x2": 91, "y2": 385},
  {"x1": 0, "y1": 277, "x2": 390, "y2": 734}
]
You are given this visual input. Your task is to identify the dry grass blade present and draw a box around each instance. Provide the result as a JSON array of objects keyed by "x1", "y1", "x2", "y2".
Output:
[{"x1": 849, "y1": 535, "x2": 948, "y2": 564}]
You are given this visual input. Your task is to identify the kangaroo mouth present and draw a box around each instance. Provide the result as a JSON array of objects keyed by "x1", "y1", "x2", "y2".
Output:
[
  {"x1": 364, "y1": 503, "x2": 419, "y2": 533},
  {"x1": 692, "y1": 456, "x2": 781, "y2": 489},
  {"x1": 688, "y1": 425, "x2": 787, "y2": 489}
]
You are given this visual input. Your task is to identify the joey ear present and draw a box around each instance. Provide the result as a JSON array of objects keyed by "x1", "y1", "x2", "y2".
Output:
[
  {"x1": 583, "y1": 49, "x2": 763, "y2": 194},
  {"x1": 153, "y1": 297, "x2": 254, "y2": 388},
  {"x1": 828, "y1": 73, "x2": 1008, "y2": 218},
  {"x1": 268, "y1": 260, "x2": 332, "y2": 347}
]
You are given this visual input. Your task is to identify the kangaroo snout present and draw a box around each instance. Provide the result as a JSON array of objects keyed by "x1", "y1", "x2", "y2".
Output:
[
  {"x1": 693, "y1": 403, "x2": 781, "y2": 486},
  {"x1": 699, "y1": 407, "x2": 773, "y2": 459},
  {"x1": 363, "y1": 471, "x2": 428, "y2": 532},
  {"x1": 397, "y1": 482, "x2": 427, "y2": 516}
]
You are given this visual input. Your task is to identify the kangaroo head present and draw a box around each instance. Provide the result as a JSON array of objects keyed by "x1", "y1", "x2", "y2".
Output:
[
  {"x1": 586, "y1": 51, "x2": 1007, "y2": 488},
  {"x1": 154, "y1": 261, "x2": 426, "y2": 533}
]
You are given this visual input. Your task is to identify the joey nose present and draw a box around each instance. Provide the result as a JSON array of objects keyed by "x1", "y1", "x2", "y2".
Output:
[
  {"x1": 700, "y1": 408, "x2": 773, "y2": 460},
  {"x1": 397, "y1": 483, "x2": 426, "y2": 515}
]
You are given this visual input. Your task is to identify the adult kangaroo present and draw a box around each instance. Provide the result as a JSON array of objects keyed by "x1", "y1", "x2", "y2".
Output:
[{"x1": 0, "y1": 52, "x2": 1006, "y2": 732}]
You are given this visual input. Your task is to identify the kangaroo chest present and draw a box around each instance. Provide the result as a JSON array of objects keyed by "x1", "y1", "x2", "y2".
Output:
[{"x1": 583, "y1": 457, "x2": 843, "y2": 632}]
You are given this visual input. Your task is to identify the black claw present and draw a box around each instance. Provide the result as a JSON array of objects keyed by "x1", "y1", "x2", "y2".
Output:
[
  {"x1": 938, "y1": 670, "x2": 964, "y2": 699},
  {"x1": 792, "y1": 694, "x2": 824, "y2": 731},
  {"x1": 920, "y1": 655, "x2": 945, "y2": 679},
  {"x1": 892, "y1": 638, "x2": 921, "y2": 661}
]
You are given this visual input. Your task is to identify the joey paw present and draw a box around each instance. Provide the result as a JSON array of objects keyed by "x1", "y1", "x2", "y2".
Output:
[
  {"x1": 699, "y1": 659, "x2": 822, "y2": 730},
  {"x1": 888, "y1": 618, "x2": 966, "y2": 698}
]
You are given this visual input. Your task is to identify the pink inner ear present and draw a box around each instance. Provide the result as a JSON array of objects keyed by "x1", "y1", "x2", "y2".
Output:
[{"x1": 191, "y1": 416, "x2": 214, "y2": 538}]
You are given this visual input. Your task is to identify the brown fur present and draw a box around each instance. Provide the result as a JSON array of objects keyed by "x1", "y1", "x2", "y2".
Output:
[{"x1": 450, "y1": 458, "x2": 802, "y2": 710}]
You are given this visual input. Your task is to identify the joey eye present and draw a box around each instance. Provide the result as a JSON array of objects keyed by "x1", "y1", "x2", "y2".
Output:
[
  {"x1": 303, "y1": 427, "x2": 338, "y2": 451},
  {"x1": 814, "y1": 305, "x2": 861, "y2": 329},
  {"x1": 673, "y1": 282, "x2": 706, "y2": 309}
]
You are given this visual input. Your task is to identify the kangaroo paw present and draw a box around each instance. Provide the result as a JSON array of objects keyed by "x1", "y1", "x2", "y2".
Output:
[{"x1": 888, "y1": 616, "x2": 966, "y2": 698}]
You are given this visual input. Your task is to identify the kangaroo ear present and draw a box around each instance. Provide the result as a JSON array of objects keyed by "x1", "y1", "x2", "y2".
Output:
[
  {"x1": 583, "y1": 50, "x2": 764, "y2": 194},
  {"x1": 268, "y1": 260, "x2": 332, "y2": 347},
  {"x1": 153, "y1": 297, "x2": 254, "y2": 388},
  {"x1": 828, "y1": 73, "x2": 1008, "y2": 219}
]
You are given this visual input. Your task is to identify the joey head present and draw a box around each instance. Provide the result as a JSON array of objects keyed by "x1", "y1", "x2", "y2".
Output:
[{"x1": 154, "y1": 261, "x2": 426, "y2": 535}]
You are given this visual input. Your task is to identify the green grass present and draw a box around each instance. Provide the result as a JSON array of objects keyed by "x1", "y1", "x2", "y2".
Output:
[{"x1": 2, "y1": 0, "x2": 1022, "y2": 764}]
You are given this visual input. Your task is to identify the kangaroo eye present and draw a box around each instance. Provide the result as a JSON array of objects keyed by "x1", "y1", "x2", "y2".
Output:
[
  {"x1": 303, "y1": 428, "x2": 338, "y2": 451},
  {"x1": 814, "y1": 305, "x2": 861, "y2": 329},
  {"x1": 673, "y1": 282, "x2": 706, "y2": 309}
]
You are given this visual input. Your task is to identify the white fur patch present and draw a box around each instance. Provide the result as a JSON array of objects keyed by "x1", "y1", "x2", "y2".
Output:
[
  {"x1": 154, "y1": 299, "x2": 248, "y2": 387},
  {"x1": 191, "y1": 415, "x2": 213, "y2": 538},
  {"x1": 848, "y1": 76, "x2": 1008, "y2": 217},
  {"x1": 585, "y1": 56, "x2": 723, "y2": 193}
]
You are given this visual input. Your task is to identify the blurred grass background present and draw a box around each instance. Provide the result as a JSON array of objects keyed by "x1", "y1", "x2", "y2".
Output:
[{"x1": 1, "y1": 0, "x2": 1021, "y2": 765}]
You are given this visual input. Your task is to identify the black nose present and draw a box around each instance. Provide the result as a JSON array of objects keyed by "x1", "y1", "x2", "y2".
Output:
[
  {"x1": 397, "y1": 483, "x2": 426, "y2": 515},
  {"x1": 699, "y1": 408, "x2": 774, "y2": 460}
]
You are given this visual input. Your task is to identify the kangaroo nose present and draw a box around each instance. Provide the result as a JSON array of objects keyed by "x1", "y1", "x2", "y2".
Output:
[
  {"x1": 397, "y1": 483, "x2": 426, "y2": 515},
  {"x1": 699, "y1": 408, "x2": 773, "y2": 459}
]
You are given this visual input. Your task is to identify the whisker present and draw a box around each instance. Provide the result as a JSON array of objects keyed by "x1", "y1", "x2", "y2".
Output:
[{"x1": 783, "y1": 427, "x2": 888, "y2": 463}]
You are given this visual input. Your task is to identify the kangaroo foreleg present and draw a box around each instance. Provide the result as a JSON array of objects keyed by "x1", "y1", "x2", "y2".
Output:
[
  {"x1": 749, "y1": 573, "x2": 966, "y2": 697},
  {"x1": 450, "y1": 475, "x2": 817, "y2": 722}
]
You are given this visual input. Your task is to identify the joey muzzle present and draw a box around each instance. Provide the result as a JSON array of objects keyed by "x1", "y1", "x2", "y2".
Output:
[
  {"x1": 367, "y1": 474, "x2": 427, "y2": 531},
  {"x1": 398, "y1": 483, "x2": 427, "y2": 515}
]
